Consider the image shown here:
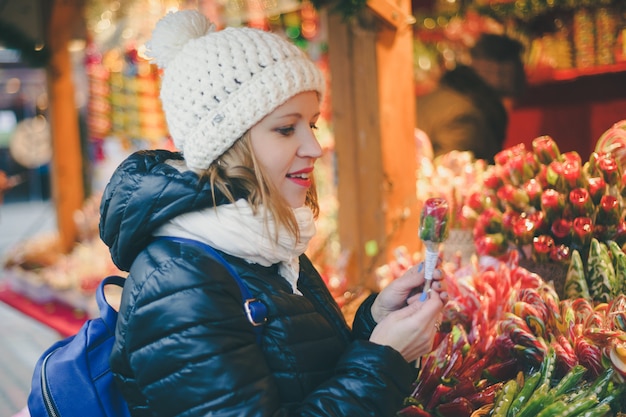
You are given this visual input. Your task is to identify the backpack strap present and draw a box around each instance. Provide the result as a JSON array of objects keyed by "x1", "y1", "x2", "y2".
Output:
[
  {"x1": 154, "y1": 236, "x2": 267, "y2": 344},
  {"x1": 97, "y1": 275, "x2": 127, "y2": 334}
]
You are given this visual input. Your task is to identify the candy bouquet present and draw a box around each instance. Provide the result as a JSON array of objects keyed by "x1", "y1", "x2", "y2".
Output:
[
  {"x1": 419, "y1": 197, "x2": 450, "y2": 300},
  {"x1": 463, "y1": 134, "x2": 626, "y2": 300}
]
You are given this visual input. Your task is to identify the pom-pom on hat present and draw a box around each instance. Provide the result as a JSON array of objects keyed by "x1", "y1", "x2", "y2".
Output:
[{"x1": 146, "y1": 9, "x2": 326, "y2": 171}]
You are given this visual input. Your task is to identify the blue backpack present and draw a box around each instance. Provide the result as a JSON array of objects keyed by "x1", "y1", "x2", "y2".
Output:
[{"x1": 27, "y1": 238, "x2": 267, "y2": 416}]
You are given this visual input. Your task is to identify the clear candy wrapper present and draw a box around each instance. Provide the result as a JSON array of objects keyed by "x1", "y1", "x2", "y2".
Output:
[{"x1": 419, "y1": 198, "x2": 449, "y2": 300}]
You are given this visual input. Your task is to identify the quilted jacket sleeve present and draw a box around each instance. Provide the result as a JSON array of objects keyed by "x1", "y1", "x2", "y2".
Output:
[{"x1": 351, "y1": 293, "x2": 379, "y2": 340}]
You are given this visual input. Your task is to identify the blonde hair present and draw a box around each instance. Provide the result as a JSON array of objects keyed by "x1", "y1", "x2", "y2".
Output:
[{"x1": 200, "y1": 132, "x2": 319, "y2": 242}]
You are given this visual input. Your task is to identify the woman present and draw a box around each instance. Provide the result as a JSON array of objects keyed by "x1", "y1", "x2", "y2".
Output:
[{"x1": 100, "y1": 9, "x2": 447, "y2": 417}]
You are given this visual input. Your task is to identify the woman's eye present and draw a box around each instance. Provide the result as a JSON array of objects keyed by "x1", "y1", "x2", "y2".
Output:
[
  {"x1": 310, "y1": 123, "x2": 318, "y2": 130},
  {"x1": 276, "y1": 126, "x2": 295, "y2": 136}
]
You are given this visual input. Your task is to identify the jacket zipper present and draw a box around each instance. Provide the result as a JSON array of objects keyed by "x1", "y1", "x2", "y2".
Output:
[{"x1": 40, "y1": 348, "x2": 60, "y2": 417}]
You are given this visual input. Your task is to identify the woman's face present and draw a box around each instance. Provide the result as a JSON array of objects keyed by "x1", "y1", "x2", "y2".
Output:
[{"x1": 250, "y1": 91, "x2": 322, "y2": 208}]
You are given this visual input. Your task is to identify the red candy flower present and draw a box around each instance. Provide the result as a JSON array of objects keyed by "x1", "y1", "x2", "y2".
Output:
[
  {"x1": 532, "y1": 135, "x2": 561, "y2": 165},
  {"x1": 572, "y1": 217, "x2": 594, "y2": 252},
  {"x1": 533, "y1": 235, "x2": 555, "y2": 263},
  {"x1": 541, "y1": 189, "x2": 565, "y2": 222},
  {"x1": 523, "y1": 178, "x2": 543, "y2": 209},
  {"x1": 476, "y1": 233, "x2": 508, "y2": 257},
  {"x1": 568, "y1": 188, "x2": 593, "y2": 218},
  {"x1": 419, "y1": 198, "x2": 450, "y2": 242},
  {"x1": 513, "y1": 216, "x2": 536, "y2": 245},
  {"x1": 596, "y1": 194, "x2": 621, "y2": 226},
  {"x1": 561, "y1": 151, "x2": 582, "y2": 189},
  {"x1": 587, "y1": 177, "x2": 607, "y2": 205},
  {"x1": 551, "y1": 218, "x2": 572, "y2": 244}
]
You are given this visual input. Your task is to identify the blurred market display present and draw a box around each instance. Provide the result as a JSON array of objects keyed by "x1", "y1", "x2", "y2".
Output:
[
  {"x1": 1, "y1": 1, "x2": 626, "y2": 416},
  {"x1": 380, "y1": 121, "x2": 626, "y2": 416}
]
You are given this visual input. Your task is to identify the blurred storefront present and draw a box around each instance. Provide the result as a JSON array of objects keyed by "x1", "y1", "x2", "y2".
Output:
[{"x1": 3, "y1": 3, "x2": 626, "y2": 417}]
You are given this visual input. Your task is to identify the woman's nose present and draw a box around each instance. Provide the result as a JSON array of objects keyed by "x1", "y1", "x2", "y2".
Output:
[{"x1": 298, "y1": 130, "x2": 323, "y2": 159}]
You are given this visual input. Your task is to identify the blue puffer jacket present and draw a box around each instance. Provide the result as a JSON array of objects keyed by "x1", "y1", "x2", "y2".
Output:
[{"x1": 100, "y1": 150, "x2": 416, "y2": 417}]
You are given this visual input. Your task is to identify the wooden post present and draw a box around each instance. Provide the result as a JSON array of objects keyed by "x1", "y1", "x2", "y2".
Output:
[
  {"x1": 326, "y1": 0, "x2": 419, "y2": 290},
  {"x1": 46, "y1": 0, "x2": 84, "y2": 253}
]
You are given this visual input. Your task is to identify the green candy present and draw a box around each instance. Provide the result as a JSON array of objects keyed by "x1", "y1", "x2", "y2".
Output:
[
  {"x1": 564, "y1": 249, "x2": 591, "y2": 300},
  {"x1": 607, "y1": 240, "x2": 626, "y2": 297},
  {"x1": 587, "y1": 238, "x2": 616, "y2": 303}
]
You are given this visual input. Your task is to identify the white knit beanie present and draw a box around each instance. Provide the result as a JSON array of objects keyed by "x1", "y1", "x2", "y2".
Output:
[{"x1": 145, "y1": 10, "x2": 326, "y2": 171}]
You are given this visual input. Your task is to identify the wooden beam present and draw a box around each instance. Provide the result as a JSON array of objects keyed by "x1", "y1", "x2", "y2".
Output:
[
  {"x1": 375, "y1": 0, "x2": 421, "y2": 268},
  {"x1": 328, "y1": 12, "x2": 383, "y2": 290},
  {"x1": 327, "y1": 2, "x2": 419, "y2": 290},
  {"x1": 366, "y1": 0, "x2": 416, "y2": 29},
  {"x1": 46, "y1": 0, "x2": 84, "y2": 253}
]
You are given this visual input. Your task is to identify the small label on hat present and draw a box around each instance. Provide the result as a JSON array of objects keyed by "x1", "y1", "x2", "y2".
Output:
[{"x1": 212, "y1": 113, "x2": 225, "y2": 125}]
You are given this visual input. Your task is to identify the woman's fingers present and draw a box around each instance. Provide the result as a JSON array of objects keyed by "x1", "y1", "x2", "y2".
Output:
[
  {"x1": 407, "y1": 278, "x2": 447, "y2": 305},
  {"x1": 370, "y1": 294, "x2": 446, "y2": 361}
]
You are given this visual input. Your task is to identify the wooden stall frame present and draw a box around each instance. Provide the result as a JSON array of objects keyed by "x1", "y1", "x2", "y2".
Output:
[
  {"x1": 47, "y1": 0, "x2": 85, "y2": 253},
  {"x1": 327, "y1": 0, "x2": 420, "y2": 290}
]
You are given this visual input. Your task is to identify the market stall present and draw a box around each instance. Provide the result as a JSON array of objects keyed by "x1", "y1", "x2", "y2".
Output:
[{"x1": 1, "y1": 0, "x2": 626, "y2": 415}]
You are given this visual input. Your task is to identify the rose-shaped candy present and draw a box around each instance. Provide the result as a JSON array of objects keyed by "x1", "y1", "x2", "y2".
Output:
[
  {"x1": 497, "y1": 183, "x2": 529, "y2": 211},
  {"x1": 523, "y1": 178, "x2": 543, "y2": 210},
  {"x1": 507, "y1": 151, "x2": 536, "y2": 186},
  {"x1": 475, "y1": 233, "x2": 508, "y2": 257},
  {"x1": 512, "y1": 216, "x2": 536, "y2": 246},
  {"x1": 562, "y1": 151, "x2": 583, "y2": 190},
  {"x1": 532, "y1": 235, "x2": 555, "y2": 263},
  {"x1": 541, "y1": 188, "x2": 566, "y2": 223},
  {"x1": 532, "y1": 135, "x2": 561, "y2": 165},
  {"x1": 473, "y1": 207, "x2": 504, "y2": 238},
  {"x1": 529, "y1": 210, "x2": 549, "y2": 235},
  {"x1": 466, "y1": 191, "x2": 487, "y2": 212},
  {"x1": 551, "y1": 244, "x2": 571, "y2": 263},
  {"x1": 568, "y1": 188, "x2": 594, "y2": 218},
  {"x1": 546, "y1": 160, "x2": 566, "y2": 192},
  {"x1": 419, "y1": 198, "x2": 449, "y2": 300},
  {"x1": 596, "y1": 194, "x2": 621, "y2": 226},
  {"x1": 613, "y1": 219, "x2": 626, "y2": 247},
  {"x1": 551, "y1": 218, "x2": 572, "y2": 245},
  {"x1": 494, "y1": 143, "x2": 526, "y2": 167},
  {"x1": 572, "y1": 217, "x2": 594, "y2": 258},
  {"x1": 587, "y1": 177, "x2": 607, "y2": 205},
  {"x1": 484, "y1": 171, "x2": 502, "y2": 190},
  {"x1": 500, "y1": 209, "x2": 520, "y2": 238},
  {"x1": 419, "y1": 198, "x2": 450, "y2": 243}
]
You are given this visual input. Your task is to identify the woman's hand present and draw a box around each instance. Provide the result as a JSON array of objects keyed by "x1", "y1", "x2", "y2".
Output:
[
  {"x1": 369, "y1": 288, "x2": 447, "y2": 362},
  {"x1": 370, "y1": 260, "x2": 445, "y2": 323},
  {"x1": 367, "y1": 258, "x2": 449, "y2": 362}
]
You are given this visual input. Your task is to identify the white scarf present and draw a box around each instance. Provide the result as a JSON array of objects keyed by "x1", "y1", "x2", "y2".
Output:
[{"x1": 153, "y1": 199, "x2": 316, "y2": 295}]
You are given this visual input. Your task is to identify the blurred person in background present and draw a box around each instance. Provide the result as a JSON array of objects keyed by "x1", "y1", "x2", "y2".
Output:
[{"x1": 416, "y1": 33, "x2": 527, "y2": 163}]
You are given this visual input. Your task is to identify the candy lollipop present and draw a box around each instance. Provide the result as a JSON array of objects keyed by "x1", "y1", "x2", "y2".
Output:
[{"x1": 419, "y1": 197, "x2": 449, "y2": 301}]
